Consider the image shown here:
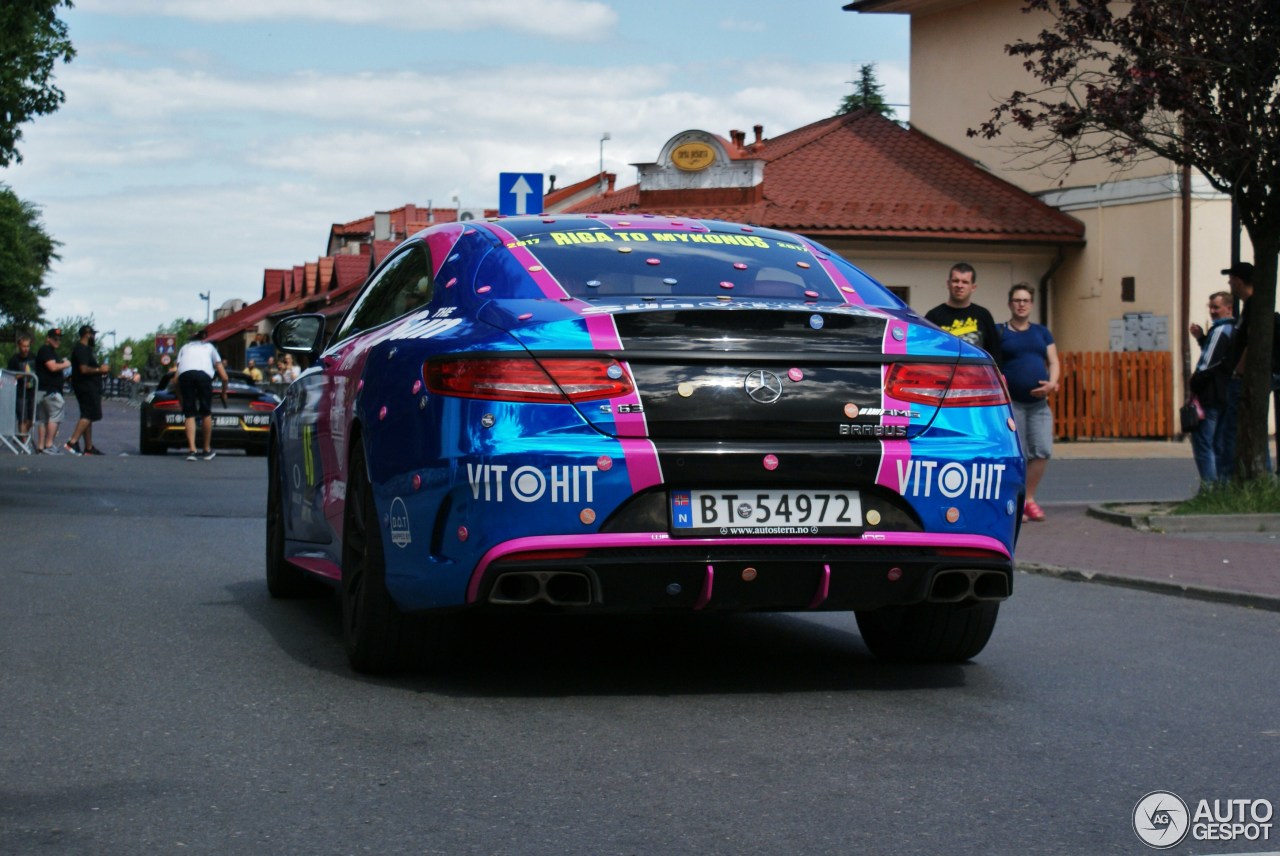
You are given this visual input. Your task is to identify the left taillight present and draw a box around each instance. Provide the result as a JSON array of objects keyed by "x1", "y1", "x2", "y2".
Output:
[
  {"x1": 885, "y1": 362, "x2": 1009, "y2": 407},
  {"x1": 250, "y1": 401, "x2": 277, "y2": 411},
  {"x1": 425, "y1": 356, "x2": 633, "y2": 403},
  {"x1": 153, "y1": 398, "x2": 181, "y2": 409}
]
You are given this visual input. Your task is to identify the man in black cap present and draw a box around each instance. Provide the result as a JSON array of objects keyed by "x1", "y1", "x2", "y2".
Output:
[
  {"x1": 64, "y1": 325, "x2": 110, "y2": 455},
  {"x1": 34, "y1": 328, "x2": 72, "y2": 453},
  {"x1": 1219, "y1": 261, "x2": 1280, "y2": 477}
]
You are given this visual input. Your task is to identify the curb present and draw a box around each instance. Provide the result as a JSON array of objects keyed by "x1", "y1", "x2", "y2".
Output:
[
  {"x1": 1017, "y1": 562, "x2": 1280, "y2": 613},
  {"x1": 1086, "y1": 504, "x2": 1280, "y2": 533}
]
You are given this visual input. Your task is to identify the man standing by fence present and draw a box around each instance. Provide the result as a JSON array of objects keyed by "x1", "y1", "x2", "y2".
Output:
[{"x1": 6, "y1": 334, "x2": 37, "y2": 447}]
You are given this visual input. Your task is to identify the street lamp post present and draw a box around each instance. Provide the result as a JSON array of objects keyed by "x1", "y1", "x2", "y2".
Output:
[
  {"x1": 199, "y1": 291, "x2": 211, "y2": 325},
  {"x1": 599, "y1": 132, "x2": 611, "y2": 192}
]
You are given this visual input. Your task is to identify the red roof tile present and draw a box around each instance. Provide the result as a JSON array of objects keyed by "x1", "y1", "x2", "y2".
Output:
[{"x1": 565, "y1": 111, "x2": 1084, "y2": 243}]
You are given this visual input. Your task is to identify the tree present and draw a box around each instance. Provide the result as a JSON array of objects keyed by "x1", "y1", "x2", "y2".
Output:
[
  {"x1": 971, "y1": 0, "x2": 1279, "y2": 481},
  {"x1": 836, "y1": 63, "x2": 897, "y2": 119},
  {"x1": 0, "y1": 0, "x2": 75, "y2": 167},
  {"x1": 0, "y1": 185, "x2": 59, "y2": 335}
]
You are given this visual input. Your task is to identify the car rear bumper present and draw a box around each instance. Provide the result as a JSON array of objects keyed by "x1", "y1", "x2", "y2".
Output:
[{"x1": 446, "y1": 532, "x2": 1012, "y2": 614}]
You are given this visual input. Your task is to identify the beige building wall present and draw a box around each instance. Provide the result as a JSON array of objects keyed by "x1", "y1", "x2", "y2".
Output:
[{"x1": 908, "y1": 0, "x2": 1172, "y2": 194}]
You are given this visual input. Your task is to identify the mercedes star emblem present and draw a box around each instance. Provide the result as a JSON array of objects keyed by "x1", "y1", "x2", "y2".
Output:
[{"x1": 744, "y1": 370, "x2": 784, "y2": 404}]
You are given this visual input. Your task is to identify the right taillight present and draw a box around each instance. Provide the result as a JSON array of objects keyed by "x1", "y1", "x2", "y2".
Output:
[{"x1": 885, "y1": 362, "x2": 1009, "y2": 407}]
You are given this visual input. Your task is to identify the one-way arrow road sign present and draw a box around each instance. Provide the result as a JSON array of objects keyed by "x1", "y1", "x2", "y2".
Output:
[{"x1": 499, "y1": 172, "x2": 544, "y2": 216}]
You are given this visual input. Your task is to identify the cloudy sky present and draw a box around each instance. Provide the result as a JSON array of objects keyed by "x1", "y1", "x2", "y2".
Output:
[{"x1": 5, "y1": 0, "x2": 908, "y2": 342}]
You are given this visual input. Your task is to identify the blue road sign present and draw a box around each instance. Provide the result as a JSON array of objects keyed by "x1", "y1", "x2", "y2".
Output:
[{"x1": 499, "y1": 172, "x2": 544, "y2": 216}]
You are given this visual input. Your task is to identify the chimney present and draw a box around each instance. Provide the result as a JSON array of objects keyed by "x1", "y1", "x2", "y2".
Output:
[
  {"x1": 753, "y1": 124, "x2": 764, "y2": 145},
  {"x1": 373, "y1": 211, "x2": 391, "y2": 241},
  {"x1": 607, "y1": 172, "x2": 616, "y2": 193},
  {"x1": 729, "y1": 129, "x2": 745, "y2": 150}
]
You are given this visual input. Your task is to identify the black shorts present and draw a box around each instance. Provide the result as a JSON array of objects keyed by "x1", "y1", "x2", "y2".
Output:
[
  {"x1": 178, "y1": 370, "x2": 214, "y2": 418},
  {"x1": 15, "y1": 390, "x2": 35, "y2": 423},
  {"x1": 73, "y1": 385, "x2": 103, "y2": 422}
]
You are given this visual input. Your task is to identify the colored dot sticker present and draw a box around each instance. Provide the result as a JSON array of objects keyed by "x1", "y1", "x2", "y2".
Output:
[
  {"x1": 1008, "y1": 417, "x2": 1018, "y2": 431},
  {"x1": 741, "y1": 226, "x2": 754, "y2": 232},
  {"x1": 763, "y1": 454, "x2": 779, "y2": 471},
  {"x1": 796, "y1": 261, "x2": 811, "y2": 269},
  {"x1": 457, "y1": 526, "x2": 469, "y2": 542},
  {"x1": 542, "y1": 218, "x2": 555, "y2": 224},
  {"x1": 445, "y1": 277, "x2": 457, "y2": 288},
  {"x1": 816, "y1": 253, "x2": 828, "y2": 260},
  {"x1": 663, "y1": 278, "x2": 678, "y2": 285},
  {"x1": 481, "y1": 413, "x2": 496, "y2": 428},
  {"x1": 866, "y1": 509, "x2": 881, "y2": 526},
  {"x1": 580, "y1": 508, "x2": 597, "y2": 525},
  {"x1": 606, "y1": 365, "x2": 623, "y2": 379},
  {"x1": 357, "y1": 379, "x2": 364, "y2": 392},
  {"x1": 597, "y1": 455, "x2": 613, "y2": 471},
  {"x1": 618, "y1": 246, "x2": 632, "y2": 254},
  {"x1": 787, "y1": 368, "x2": 804, "y2": 382},
  {"x1": 841, "y1": 286, "x2": 855, "y2": 293},
  {"x1": 477, "y1": 285, "x2": 492, "y2": 294},
  {"x1": 720, "y1": 281, "x2": 735, "y2": 289},
  {"x1": 618, "y1": 221, "x2": 631, "y2": 226},
  {"x1": 412, "y1": 474, "x2": 422, "y2": 491},
  {"x1": 844, "y1": 403, "x2": 859, "y2": 419},
  {"x1": 887, "y1": 566, "x2": 902, "y2": 581},
  {"x1": 733, "y1": 263, "x2": 748, "y2": 270},
  {"x1": 528, "y1": 265, "x2": 543, "y2": 272},
  {"x1": 946, "y1": 507, "x2": 961, "y2": 523},
  {"x1": 741, "y1": 567, "x2": 758, "y2": 582},
  {"x1": 646, "y1": 258, "x2": 661, "y2": 266},
  {"x1": 378, "y1": 406, "x2": 387, "y2": 420},
  {"x1": 518, "y1": 312, "x2": 533, "y2": 321},
  {"x1": 809, "y1": 314, "x2": 824, "y2": 329},
  {"x1": 717, "y1": 295, "x2": 732, "y2": 301},
  {"x1": 587, "y1": 280, "x2": 601, "y2": 288},
  {"x1": 412, "y1": 380, "x2": 422, "y2": 394},
  {"x1": 892, "y1": 327, "x2": 906, "y2": 341},
  {"x1": 804, "y1": 290, "x2": 819, "y2": 299},
  {"x1": 677, "y1": 382, "x2": 694, "y2": 397}
]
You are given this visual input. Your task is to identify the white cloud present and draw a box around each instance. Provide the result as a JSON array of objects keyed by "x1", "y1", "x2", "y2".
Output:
[{"x1": 77, "y1": 0, "x2": 619, "y2": 40}]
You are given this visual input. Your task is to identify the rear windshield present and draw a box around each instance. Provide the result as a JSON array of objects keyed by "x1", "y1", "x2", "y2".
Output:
[{"x1": 490, "y1": 226, "x2": 902, "y2": 308}]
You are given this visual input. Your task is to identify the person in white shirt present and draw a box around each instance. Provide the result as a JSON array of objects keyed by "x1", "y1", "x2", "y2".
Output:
[{"x1": 174, "y1": 329, "x2": 230, "y2": 461}]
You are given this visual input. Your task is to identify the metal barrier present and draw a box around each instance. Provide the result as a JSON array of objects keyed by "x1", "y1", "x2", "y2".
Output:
[{"x1": 1, "y1": 369, "x2": 37, "y2": 454}]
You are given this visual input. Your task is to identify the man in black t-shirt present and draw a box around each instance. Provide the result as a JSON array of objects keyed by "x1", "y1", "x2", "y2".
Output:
[
  {"x1": 64, "y1": 325, "x2": 111, "y2": 455},
  {"x1": 924, "y1": 262, "x2": 1002, "y2": 365},
  {"x1": 6, "y1": 333, "x2": 38, "y2": 446},
  {"x1": 34, "y1": 328, "x2": 72, "y2": 454}
]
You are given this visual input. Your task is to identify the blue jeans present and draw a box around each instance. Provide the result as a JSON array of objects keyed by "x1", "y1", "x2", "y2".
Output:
[{"x1": 1190, "y1": 403, "x2": 1228, "y2": 483}]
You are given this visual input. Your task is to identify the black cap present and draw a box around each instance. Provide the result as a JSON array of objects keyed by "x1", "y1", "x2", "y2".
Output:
[
  {"x1": 47, "y1": 327, "x2": 62, "y2": 338},
  {"x1": 1221, "y1": 262, "x2": 1254, "y2": 281},
  {"x1": 78, "y1": 324, "x2": 96, "y2": 337}
]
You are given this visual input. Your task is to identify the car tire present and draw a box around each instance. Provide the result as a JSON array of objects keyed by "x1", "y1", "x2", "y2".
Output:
[
  {"x1": 265, "y1": 442, "x2": 321, "y2": 599},
  {"x1": 855, "y1": 601, "x2": 999, "y2": 663},
  {"x1": 341, "y1": 441, "x2": 410, "y2": 674},
  {"x1": 138, "y1": 419, "x2": 165, "y2": 455}
]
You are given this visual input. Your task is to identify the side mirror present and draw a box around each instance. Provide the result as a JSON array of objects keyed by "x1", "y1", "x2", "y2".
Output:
[{"x1": 272, "y1": 314, "x2": 326, "y2": 359}]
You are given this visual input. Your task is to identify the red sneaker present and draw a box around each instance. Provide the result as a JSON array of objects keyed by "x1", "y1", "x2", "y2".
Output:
[{"x1": 1024, "y1": 499, "x2": 1046, "y2": 521}]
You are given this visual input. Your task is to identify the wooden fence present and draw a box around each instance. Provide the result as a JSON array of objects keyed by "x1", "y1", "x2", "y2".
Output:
[{"x1": 1050, "y1": 351, "x2": 1173, "y2": 439}]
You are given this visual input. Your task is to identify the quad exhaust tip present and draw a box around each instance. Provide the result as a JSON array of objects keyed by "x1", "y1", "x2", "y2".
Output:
[
  {"x1": 928, "y1": 569, "x2": 1010, "y2": 603},
  {"x1": 489, "y1": 571, "x2": 593, "y2": 607}
]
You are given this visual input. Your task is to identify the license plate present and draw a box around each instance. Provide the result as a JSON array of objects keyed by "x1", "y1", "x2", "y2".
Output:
[
  {"x1": 213, "y1": 415, "x2": 240, "y2": 427},
  {"x1": 670, "y1": 489, "x2": 862, "y2": 535}
]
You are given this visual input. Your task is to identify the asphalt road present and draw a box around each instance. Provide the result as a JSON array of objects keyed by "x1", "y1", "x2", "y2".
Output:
[{"x1": 3, "y1": 441, "x2": 1278, "y2": 854}]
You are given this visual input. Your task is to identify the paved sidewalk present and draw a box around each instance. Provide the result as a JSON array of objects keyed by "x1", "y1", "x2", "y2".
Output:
[{"x1": 1017, "y1": 503, "x2": 1280, "y2": 610}]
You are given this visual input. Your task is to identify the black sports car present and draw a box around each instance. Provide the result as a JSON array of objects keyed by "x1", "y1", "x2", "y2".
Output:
[{"x1": 139, "y1": 370, "x2": 279, "y2": 455}]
